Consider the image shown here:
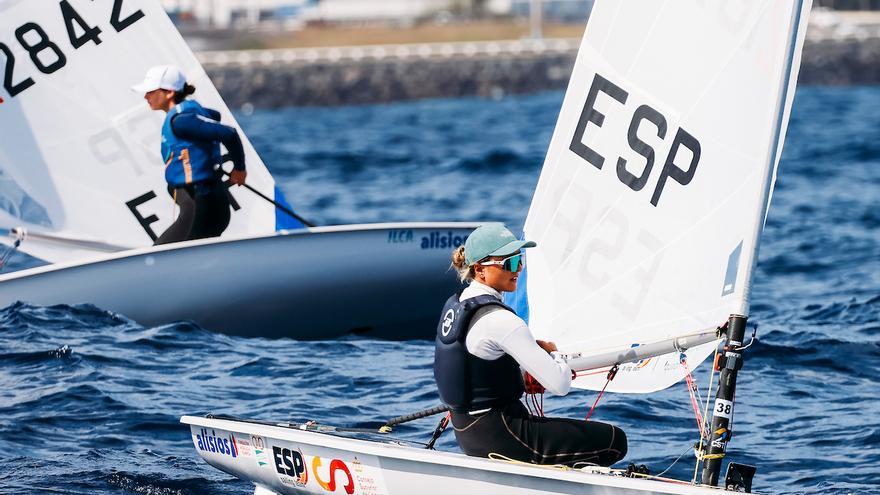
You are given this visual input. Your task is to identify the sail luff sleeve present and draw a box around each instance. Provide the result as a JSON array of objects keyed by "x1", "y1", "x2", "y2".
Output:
[{"x1": 736, "y1": 0, "x2": 809, "y2": 316}]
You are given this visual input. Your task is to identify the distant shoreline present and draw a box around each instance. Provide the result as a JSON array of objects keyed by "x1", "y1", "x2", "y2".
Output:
[{"x1": 199, "y1": 35, "x2": 880, "y2": 109}]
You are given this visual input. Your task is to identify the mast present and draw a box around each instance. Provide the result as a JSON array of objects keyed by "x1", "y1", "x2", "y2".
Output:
[
  {"x1": 703, "y1": 3, "x2": 807, "y2": 486},
  {"x1": 701, "y1": 314, "x2": 748, "y2": 486},
  {"x1": 529, "y1": 0, "x2": 543, "y2": 39}
]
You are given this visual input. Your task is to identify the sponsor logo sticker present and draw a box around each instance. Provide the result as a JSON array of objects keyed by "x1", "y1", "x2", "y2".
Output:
[
  {"x1": 619, "y1": 343, "x2": 653, "y2": 372},
  {"x1": 711, "y1": 427, "x2": 731, "y2": 451},
  {"x1": 269, "y1": 442, "x2": 391, "y2": 495},
  {"x1": 232, "y1": 434, "x2": 254, "y2": 458},
  {"x1": 420, "y1": 231, "x2": 465, "y2": 250},
  {"x1": 313, "y1": 456, "x2": 355, "y2": 494},
  {"x1": 387, "y1": 230, "x2": 413, "y2": 244},
  {"x1": 441, "y1": 309, "x2": 455, "y2": 337},
  {"x1": 252, "y1": 435, "x2": 270, "y2": 468},
  {"x1": 273, "y1": 446, "x2": 309, "y2": 488},
  {"x1": 195, "y1": 428, "x2": 238, "y2": 458},
  {"x1": 350, "y1": 457, "x2": 387, "y2": 495}
]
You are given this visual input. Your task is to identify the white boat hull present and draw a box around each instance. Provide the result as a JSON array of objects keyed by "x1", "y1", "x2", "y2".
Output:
[
  {"x1": 181, "y1": 415, "x2": 741, "y2": 495},
  {"x1": 0, "y1": 223, "x2": 478, "y2": 339}
]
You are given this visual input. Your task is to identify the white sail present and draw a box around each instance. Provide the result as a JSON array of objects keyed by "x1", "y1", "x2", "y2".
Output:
[
  {"x1": 0, "y1": 0, "x2": 290, "y2": 264},
  {"x1": 519, "y1": 0, "x2": 811, "y2": 393}
]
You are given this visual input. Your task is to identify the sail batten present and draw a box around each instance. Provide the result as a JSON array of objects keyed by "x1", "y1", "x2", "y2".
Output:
[{"x1": 521, "y1": 0, "x2": 811, "y2": 393}]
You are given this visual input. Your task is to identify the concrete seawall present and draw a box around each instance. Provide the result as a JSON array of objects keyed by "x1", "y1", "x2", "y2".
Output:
[{"x1": 200, "y1": 37, "x2": 880, "y2": 109}]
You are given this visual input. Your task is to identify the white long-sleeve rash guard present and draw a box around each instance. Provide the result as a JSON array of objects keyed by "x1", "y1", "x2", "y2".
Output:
[{"x1": 462, "y1": 281, "x2": 572, "y2": 396}]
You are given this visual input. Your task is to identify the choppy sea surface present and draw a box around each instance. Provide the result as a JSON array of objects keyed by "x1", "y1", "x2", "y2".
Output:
[{"x1": 1, "y1": 87, "x2": 879, "y2": 494}]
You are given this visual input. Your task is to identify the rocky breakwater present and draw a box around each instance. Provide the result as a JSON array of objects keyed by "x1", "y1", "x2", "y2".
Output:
[
  {"x1": 200, "y1": 33, "x2": 880, "y2": 109},
  {"x1": 801, "y1": 37, "x2": 880, "y2": 85},
  {"x1": 800, "y1": 10, "x2": 880, "y2": 85},
  {"x1": 200, "y1": 39, "x2": 578, "y2": 108}
]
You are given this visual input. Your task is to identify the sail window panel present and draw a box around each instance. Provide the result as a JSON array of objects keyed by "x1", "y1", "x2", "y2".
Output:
[
  {"x1": 0, "y1": 174, "x2": 51, "y2": 228},
  {"x1": 0, "y1": 131, "x2": 58, "y2": 230}
]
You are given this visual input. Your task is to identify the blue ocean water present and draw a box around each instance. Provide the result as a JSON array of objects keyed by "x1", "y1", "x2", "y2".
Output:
[{"x1": 1, "y1": 86, "x2": 878, "y2": 494}]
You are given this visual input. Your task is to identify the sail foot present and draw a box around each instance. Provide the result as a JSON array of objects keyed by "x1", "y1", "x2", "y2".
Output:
[{"x1": 700, "y1": 314, "x2": 749, "y2": 487}]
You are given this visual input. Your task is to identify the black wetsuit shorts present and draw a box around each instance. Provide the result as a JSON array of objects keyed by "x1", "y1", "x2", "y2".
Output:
[{"x1": 451, "y1": 400, "x2": 627, "y2": 467}]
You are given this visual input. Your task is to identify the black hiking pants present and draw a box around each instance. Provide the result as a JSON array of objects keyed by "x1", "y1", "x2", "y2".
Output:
[
  {"x1": 155, "y1": 181, "x2": 231, "y2": 245},
  {"x1": 451, "y1": 400, "x2": 627, "y2": 467}
]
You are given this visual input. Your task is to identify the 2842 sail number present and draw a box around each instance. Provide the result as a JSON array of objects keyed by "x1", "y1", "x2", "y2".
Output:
[{"x1": 1, "y1": 0, "x2": 144, "y2": 98}]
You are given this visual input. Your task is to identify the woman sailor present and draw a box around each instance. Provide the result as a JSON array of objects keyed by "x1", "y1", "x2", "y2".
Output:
[
  {"x1": 132, "y1": 65, "x2": 246, "y2": 245},
  {"x1": 435, "y1": 223, "x2": 627, "y2": 467}
]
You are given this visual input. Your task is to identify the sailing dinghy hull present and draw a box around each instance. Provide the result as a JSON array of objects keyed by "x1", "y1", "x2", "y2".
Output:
[
  {"x1": 181, "y1": 415, "x2": 740, "y2": 495},
  {"x1": 0, "y1": 223, "x2": 477, "y2": 339}
]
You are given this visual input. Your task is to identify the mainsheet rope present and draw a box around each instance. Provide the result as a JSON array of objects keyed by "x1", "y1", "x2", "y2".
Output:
[
  {"x1": 560, "y1": 334, "x2": 726, "y2": 482},
  {"x1": 519, "y1": 326, "x2": 735, "y2": 483},
  {"x1": 524, "y1": 372, "x2": 546, "y2": 417},
  {"x1": 680, "y1": 353, "x2": 706, "y2": 437},
  {"x1": 582, "y1": 364, "x2": 619, "y2": 421}
]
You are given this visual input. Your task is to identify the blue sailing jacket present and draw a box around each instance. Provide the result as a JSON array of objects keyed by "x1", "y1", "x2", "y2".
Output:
[{"x1": 161, "y1": 100, "x2": 244, "y2": 187}]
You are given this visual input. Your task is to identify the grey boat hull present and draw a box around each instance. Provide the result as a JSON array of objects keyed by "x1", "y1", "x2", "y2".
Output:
[{"x1": 0, "y1": 223, "x2": 479, "y2": 339}]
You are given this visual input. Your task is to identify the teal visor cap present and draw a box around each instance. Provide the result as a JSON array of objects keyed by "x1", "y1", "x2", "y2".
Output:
[{"x1": 464, "y1": 223, "x2": 537, "y2": 266}]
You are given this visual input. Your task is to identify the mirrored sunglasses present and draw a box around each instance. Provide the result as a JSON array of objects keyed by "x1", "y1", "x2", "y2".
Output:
[{"x1": 479, "y1": 253, "x2": 524, "y2": 272}]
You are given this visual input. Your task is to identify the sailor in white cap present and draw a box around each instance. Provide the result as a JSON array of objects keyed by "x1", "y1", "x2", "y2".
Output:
[{"x1": 132, "y1": 65, "x2": 246, "y2": 245}]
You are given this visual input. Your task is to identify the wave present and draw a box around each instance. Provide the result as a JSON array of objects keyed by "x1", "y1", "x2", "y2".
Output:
[
  {"x1": 802, "y1": 294, "x2": 880, "y2": 324},
  {"x1": 0, "y1": 301, "x2": 131, "y2": 331},
  {"x1": 454, "y1": 148, "x2": 537, "y2": 172},
  {"x1": 750, "y1": 332, "x2": 880, "y2": 379},
  {"x1": 0, "y1": 344, "x2": 73, "y2": 365}
]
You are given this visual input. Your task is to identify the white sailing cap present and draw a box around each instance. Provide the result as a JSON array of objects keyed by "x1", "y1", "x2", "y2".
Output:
[{"x1": 131, "y1": 65, "x2": 186, "y2": 93}]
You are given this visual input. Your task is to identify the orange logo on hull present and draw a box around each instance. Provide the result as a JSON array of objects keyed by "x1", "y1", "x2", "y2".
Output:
[{"x1": 312, "y1": 456, "x2": 355, "y2": 494}]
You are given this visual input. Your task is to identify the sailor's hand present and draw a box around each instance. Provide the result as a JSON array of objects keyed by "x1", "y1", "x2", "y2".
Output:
[
  {"x1": 536, "y1": 340, "x2": 557, "y2": 354},
  {"x1": 229, "y1": 169, "x2": 247, "y2": 186}
]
